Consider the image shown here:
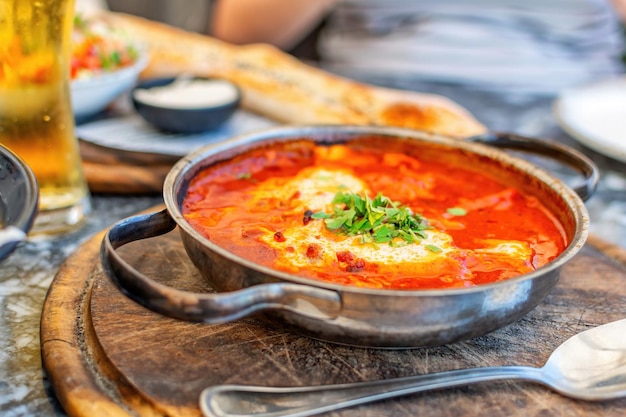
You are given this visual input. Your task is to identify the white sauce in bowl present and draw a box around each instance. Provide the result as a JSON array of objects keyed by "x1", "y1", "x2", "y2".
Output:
[{"x1": 134, "y1": 78, "x2": 239, "y2": 109}]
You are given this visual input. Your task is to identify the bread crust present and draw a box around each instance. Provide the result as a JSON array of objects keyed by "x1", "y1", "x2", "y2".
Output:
[{"x1": 101, "y1": 12, "x2": 487, "y2": 138}]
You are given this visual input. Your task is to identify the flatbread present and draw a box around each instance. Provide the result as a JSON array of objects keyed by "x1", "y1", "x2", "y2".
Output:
[{"x1": 101, "y1": 12, "x2": 487, "y2": 138}]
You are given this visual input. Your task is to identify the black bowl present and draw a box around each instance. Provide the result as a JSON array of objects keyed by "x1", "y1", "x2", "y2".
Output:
[
  {"x1": 0, "y1": 145, "x2": 39, "y2": 261},
  {"x1": 131, "y1": 77, "x2": 241, "y2": 134}
]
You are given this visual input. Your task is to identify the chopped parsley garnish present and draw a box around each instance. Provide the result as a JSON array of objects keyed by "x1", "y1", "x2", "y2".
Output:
[
  {"x1": 425, "y1": 245, "x2": 442, "y2": 253},
  {"x1": 312, "y1": 191, "x2": 429, "y2": 245},
  {"x1": 447, "y1": 207, "x2": 467, "y2": 216},
  {"x1": 237, "y1": 172, "x2": 252, "y2": 180}
]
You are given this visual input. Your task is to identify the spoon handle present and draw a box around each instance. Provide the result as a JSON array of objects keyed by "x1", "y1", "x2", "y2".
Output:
[{"x1": 200, "y1": 365, "x2": 542, "y2": 417}]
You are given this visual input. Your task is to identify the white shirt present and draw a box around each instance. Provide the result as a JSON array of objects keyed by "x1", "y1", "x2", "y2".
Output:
[
  {"x1": 75, "y1": 0, "x2": 108, "y2": 15},
  {"x1": 319, "y1": 0, "x2": 625, "y2": 94}
]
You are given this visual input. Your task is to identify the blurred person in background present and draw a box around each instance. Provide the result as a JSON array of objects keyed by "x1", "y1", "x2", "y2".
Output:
[
  {"x1": 75, "y1": 0, "x2": 108, "y2": 15},
  {"x1": 210, "y1": 0, "x2": 626, "y2": 95},
  {"x1": 76, "y1": 0, "x2": 213, "y2": 34}
]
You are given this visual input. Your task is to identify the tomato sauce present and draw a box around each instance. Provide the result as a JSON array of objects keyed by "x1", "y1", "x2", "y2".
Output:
[{"x1": 182, "y1": 141, "x2": 568, "y2": 290}]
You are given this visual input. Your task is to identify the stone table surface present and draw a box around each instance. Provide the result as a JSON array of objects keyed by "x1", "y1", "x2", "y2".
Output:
[{"x1": 1, "y1": 82, "x2": 625, "y2": 417}]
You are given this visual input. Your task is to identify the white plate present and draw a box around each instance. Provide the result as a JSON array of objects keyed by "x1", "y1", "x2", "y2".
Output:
[
  {"x1": 554, "y1": 77, "x2": 626, "y2": 164},
  {"x1": 76, "y1": 109, "x2": 278, "y2": 157}
]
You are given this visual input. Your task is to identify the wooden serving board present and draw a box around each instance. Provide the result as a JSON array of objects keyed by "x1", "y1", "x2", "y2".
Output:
[
  {"x1": 41, "y1": 209, "x2": 626, "y2": 417},
  {"x1": 79, "y1": 140, "x2": 177, "y2": 194}
]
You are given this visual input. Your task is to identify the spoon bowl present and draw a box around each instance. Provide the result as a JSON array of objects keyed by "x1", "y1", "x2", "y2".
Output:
[{"x1": 200, "y1": 319, "x2": 626, "y2": 417}]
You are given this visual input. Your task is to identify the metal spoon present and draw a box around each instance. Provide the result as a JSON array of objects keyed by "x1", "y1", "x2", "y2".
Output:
[{"x1": 200, "y1": 318, "x2": 626, "y2": 417}]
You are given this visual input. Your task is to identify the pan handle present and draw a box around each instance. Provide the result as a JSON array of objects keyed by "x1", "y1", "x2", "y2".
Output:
[
  {"x1": 100, "y1": 209, "x2": 342, "y2": 324},
  {"x1": 467, "y1": 132, "x2": 599, "y2": 201}
]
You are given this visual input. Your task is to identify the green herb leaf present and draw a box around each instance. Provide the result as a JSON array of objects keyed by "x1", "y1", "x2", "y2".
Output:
[
  {"x1": 325, "y1": 208, "x2": 355, "y2": 230},
  {"x1": 237, "y1": 172, "x2": 252, "y2": 180},
  {"x1": 313, "y1": 191, "x2": 429, "y2": 245},
  {"x1": 447, "y1": 207, "x2": 467, "y2": 216},
  {"x1": 425, "y1": 245, "x2": 442, "y2": 253}
]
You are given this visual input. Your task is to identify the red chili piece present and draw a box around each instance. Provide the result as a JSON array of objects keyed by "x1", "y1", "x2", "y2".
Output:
[
  {"x1": 273, "y1": 231, "x2": 286, "y2": 242},
  {"x1": 336, "y1": 251, "x2": 366, "y2": 272},
  {"x1": 306, "y1": 243, "x2": 321, "y2": 259},
  {"x1": 303, "y1": 210, "x2": 313, "y2": 225}
]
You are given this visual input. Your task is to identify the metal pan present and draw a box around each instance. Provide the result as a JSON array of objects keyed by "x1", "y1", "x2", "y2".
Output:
[
  {"x1": 0, "y1": 144, "x2": 38, "y2": 261},
  {"x1": 101, "y1": 125, "x2": 597, "y2": 348}
]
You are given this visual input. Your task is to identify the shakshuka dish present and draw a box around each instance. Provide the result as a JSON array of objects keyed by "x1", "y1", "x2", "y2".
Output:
[{"x1": 182, "y1": 140, "x2": 567, "y2": 290}]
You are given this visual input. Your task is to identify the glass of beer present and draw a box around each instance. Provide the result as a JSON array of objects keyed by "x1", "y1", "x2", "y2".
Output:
[{"x1": 0, "y1": 0, "x2": 91, "y2": 234}]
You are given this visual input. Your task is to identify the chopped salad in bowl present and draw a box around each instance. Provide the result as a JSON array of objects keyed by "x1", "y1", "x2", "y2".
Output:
[{"x1": 71, "y1": 14, "x2": 148, "y2": 120}]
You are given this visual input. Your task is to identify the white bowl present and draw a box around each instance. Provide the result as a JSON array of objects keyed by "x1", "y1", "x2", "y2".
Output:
[{"x1": 71, "y1": 53, "x2": 148, "y2": 121}]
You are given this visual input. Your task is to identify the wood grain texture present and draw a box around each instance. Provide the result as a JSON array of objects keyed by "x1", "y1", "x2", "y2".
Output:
[
  {"x1": 41, "y1": 217, "x2": 626, "y2": 417},
  {"x1": 79, "y1": 140, "x2": 176, "y2": 194}
]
